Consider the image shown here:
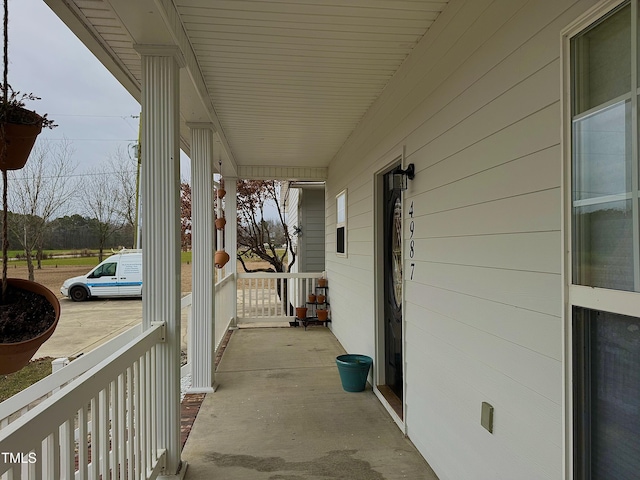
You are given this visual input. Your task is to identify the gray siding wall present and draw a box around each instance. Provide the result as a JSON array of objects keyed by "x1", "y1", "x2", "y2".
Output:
[{"x1": 300, "y1": 188, "x2": 326, "y2": 273}]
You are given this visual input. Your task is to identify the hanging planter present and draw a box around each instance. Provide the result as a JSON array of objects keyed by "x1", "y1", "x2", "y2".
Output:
[
  {"x1": 217, "y1": 188, "x2": 226, "y2": 199},
  {"x1": 215, "y1": 216, "x2": 226, "y2": 230},
  {"x1": 0, "y1": 0, "x2": 59, "y2": 373},
  {"x1": 0, "y1": 119, "x2": 42, "y2": 170},
  {"x1": 215, "y1": 250, "x2": 230, "y2": 269}
]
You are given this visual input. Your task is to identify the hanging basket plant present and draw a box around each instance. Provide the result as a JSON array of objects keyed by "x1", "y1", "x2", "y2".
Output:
[{"x1": 0, "y1": 0, "x2": 59, "y2": 374}]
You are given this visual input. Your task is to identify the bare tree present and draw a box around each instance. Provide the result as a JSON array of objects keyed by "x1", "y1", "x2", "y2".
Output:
[
  {"x1": 236, "y1": 179, "x2": 296, "y2": 273},
  {"x1": 8, "y1": 138, "x2": 77, "y2": 280},
  {"x1": 82, "y1": 164, "x2": 124, "y2": 261},
  {"x1": 108, "y1": 146, "x2": 138, "y2": 246},
  {"x1": 180, "y1": 181, "x2": 191, "y2": 251}
]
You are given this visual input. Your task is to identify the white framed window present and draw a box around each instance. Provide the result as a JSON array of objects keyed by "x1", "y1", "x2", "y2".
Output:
[
  {"x1": 564, "y1": 1, "x2": 640, "y2": 477},
  {"x1": 336, "y1": 189, "x2": 347, "y2": 257}
]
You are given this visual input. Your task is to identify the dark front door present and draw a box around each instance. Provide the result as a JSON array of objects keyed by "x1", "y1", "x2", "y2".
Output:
[{"x1": 383, "y1": 169, "x2": 403, "y2": 400}]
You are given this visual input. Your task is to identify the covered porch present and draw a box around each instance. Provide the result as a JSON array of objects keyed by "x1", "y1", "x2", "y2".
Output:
[
  {"x1": 182, "y1": 327, "x2": 437, "y2": 480},
  {"x1": 1, "y1": 0, "x2": 605, "y2": 478}
]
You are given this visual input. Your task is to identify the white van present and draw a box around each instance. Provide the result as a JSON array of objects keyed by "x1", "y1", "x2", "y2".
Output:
[{"x1": 60, "y1": 249, "x2": 142, "y2": 302}]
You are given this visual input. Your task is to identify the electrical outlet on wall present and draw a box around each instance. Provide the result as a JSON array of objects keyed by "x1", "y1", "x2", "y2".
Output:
[{"x1": 481, "y1": 402, "x2": 494, "y2": 433}]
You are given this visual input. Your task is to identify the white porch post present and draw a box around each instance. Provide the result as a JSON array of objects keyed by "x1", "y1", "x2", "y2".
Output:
[
  {"x1": 135, "y1": 45, "x2": 185, "y2": 478},
  {"x1": 225, "y1": 177, "x2": 238, "y2": 326},
  {"x1": 187, "y1": 124, "x2": 215, "y2": 393}
]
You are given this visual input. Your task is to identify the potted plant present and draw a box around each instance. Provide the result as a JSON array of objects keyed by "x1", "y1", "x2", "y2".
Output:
[
  {"x1": 295, "y1": 306, "x2": 307, "y2": 319},
  {"x1": 0, "y1": 0, "x2": 59, "y2": 374},
  {"x1": 317, "y1": 309, "x2": 329, "y2": 322}
]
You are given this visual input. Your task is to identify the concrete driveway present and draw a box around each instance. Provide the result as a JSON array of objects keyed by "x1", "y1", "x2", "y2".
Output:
[{"x1": 34, "y1": 297, "x2": 144, "y2": 359}]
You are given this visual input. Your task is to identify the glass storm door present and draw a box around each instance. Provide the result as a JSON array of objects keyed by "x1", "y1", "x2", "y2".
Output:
[{"x1": 384, "y1": 170, "x2": 403, "y2": 399}]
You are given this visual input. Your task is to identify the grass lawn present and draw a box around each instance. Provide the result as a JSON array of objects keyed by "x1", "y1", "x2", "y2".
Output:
[
  {"x1": 7, "y1": 250, "x2": 194, "y2": 267},
  {"x1": 0, "y1": 357, "x2": 54, "y2": 402}
]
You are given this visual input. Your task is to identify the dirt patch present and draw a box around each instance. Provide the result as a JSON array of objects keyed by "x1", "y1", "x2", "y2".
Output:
[
  {"x1": 5, "y1": 263, "x2": 194, "y2": 298},
  {"x1": 2, "y1": 258, "x2": 271, "y2": 300}
]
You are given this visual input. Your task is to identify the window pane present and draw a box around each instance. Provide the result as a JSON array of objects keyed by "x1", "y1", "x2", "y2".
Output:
[
  {"x1": 337, "y1": 193, "x2": 345, "y2": 224},
  {"x1": 572, "y1": 3, "x2": 631, "y2": 115},
  {"x1": 573, "y1": 100, "x2": 631, "y2": 201},
  {"x1": 574, "y1": 307, "x2": 640, "y2": 479},
  {"x1": 573, "y1": 200, "x2": 633, "y2": 290},
  {"x1": 337, "y1": 226, "x2": 345, "y2": 254}
]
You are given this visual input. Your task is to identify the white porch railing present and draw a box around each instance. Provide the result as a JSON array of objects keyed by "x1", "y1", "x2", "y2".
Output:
[
  {"x1": 181, "y1": 273, "x2": 235, "y2": 378},
  {"x1": 215, "y1": 273, "x2": 236, "y2": 339},
  {"x1": 1, "y1": 295, "x2": 194, "y2": 430},
  {"x1": 237, "y1": 272, "x2": 323, "y2": 322},
  {"x1": 0, "y1": 323, "x2": 165, "y2": 480}
]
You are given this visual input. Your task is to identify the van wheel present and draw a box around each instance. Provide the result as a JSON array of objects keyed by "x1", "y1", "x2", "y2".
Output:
[{"x1": 70, "y1": 286, "x2": 88, "y2": 302}]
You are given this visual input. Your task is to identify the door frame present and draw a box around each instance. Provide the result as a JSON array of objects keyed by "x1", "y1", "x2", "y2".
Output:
[{"x1": 373, "y1": 147, "x2": 407, "y2": 432}]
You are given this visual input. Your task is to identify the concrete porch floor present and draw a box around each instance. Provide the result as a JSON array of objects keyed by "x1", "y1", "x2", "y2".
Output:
[{"x1": 182, "y1": 327, "x2": 439, "y2": 480}]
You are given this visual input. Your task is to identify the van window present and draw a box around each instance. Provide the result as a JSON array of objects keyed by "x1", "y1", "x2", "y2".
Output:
[{"x1": 90, "y1": 262, "x2": 117, "y2": 278}]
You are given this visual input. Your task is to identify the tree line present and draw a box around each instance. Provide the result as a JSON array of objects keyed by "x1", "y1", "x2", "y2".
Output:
[
  {"x1": 1, "y1": 139, "x2": 141, "y2": 280},
  {"x1": 2, "y1": 137, "x2": 299, "y2": 283}
]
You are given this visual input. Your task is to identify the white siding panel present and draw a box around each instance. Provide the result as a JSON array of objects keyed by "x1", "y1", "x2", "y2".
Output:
[
  {"x1": 413, "y1": 262, "x2": 560, "y2": 318},
  {"x1": 414, "y1": 231, "x2": 560, "y2": 274},
  {"x1": 408, "y1": 282, "x2": 561, "y2": 360},
  {"x1": 405, "y1": 288, "x2": 561, "y2": 403},
  {"x1": 421, "y1": 189, "x2": 560, "y2": 238},
  {"x1": 405, "y1": 325, "x2": 561, "y2": 480},
  {"x1": 409, "y1": 105, "x2": 560, "y2": 195},
  {"x1": 323, "y1": 1, "x2": 601, "y2": 478}
]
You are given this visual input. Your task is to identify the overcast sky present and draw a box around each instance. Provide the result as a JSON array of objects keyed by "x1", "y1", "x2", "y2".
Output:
[{"x1": 8, "y1": 0, "x2": 191, "y2": 182}]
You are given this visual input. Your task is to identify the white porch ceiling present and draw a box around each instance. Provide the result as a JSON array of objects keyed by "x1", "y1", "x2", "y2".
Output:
[{"x1": 45, "y1": 0, "x2": 449, "y2": 178}]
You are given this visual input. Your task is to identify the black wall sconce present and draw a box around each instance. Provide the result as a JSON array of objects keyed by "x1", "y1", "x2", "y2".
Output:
[
  {"x1": 389, "y1": 163, "x2": 415, "y2": 192},
  {"x1": 292, "y1": 226, "x2": 302, "y2": 237}
]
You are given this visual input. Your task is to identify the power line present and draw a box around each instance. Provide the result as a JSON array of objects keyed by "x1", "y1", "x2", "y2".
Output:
[
  {"x1": 39, "y1": 137, "x2": 137, "y2": 142},
  {"x1": 49, "y1": 114, "x2": 139, "y2": 118},
  {"x1": 9, "y1": 170, "x2": 137, "y2": 180}
]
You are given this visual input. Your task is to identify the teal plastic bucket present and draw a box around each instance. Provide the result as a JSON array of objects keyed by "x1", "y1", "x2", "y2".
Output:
[{"x1": 336, "y1": 354, "x2": 373, "y2": 392}]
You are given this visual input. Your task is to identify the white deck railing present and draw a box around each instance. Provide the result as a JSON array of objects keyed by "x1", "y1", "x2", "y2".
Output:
[
  {"x1": 237, "y1": 272, "x2": 323, "y2": 322},
  {"x1": 0, "y1": 323, "x2": 166, "y2": 480},
  {"x1": 181, "y1": 273, "x2": 234, "y2": 378},
  {"x1": 215, "y1": 273, "x2": 236, "y2": 340}
]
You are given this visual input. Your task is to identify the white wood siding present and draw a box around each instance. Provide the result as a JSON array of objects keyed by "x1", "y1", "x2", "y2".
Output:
[{"x1": 325, "y1": 0, "x2": 598, "y2": 479}]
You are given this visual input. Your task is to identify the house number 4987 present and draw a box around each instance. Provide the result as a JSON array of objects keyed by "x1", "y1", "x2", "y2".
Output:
[{"x1": 409, "y1": 201, "x2": 415, "y2": 280}]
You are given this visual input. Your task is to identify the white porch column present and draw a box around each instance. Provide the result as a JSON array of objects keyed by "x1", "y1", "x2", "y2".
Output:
[
  {"x1": 224, "y1": 177, "x2": 238, "y2": 326},
  {"x1": 135, "y1": 45, "x2": 185, "y2": 478},
  {"x1": 187, "y1": 124, "x2": 215, "y2": 393}
]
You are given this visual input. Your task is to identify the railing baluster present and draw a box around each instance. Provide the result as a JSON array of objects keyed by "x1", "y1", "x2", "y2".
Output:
[
  {"x1": 150, "y1": 346, "x2": 157, "y2": 465},
  {"x1": 60, "y1": 418, "x2": 73, "y2": 480},
  {"x1": 145, "y1": 350, "x2": 152, "y2": 470},
  {"x1": 90, "y1": 396, "x2": 99, "y2": 479},
  {"x1": 126, "y1": 367, "x2": 134, "y2": 480},
  {"x1": 30, "y1": 445, "x2": 40, "y2": 480},
  {"x1": 260, "y1": 278, "x2": 269, "y2": 317},
  {"x1": 113, "y1": 372, "x2": 127, "y2": 479},
  {"x1": 107, "y1": 378, "x2": 120, "y2": 478},
  {"x1": 133, "y1": 360, "x2": 140, "y2": 479},
  {"x1": 100, "y1": 388, "x2": 109, "y2": 479},
  {"x1": 78, "y1": 406, "x2": 88, "y2": 480},
  {"x1": 139, "y1": 354, "x2": 147, "y2": 478}
]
